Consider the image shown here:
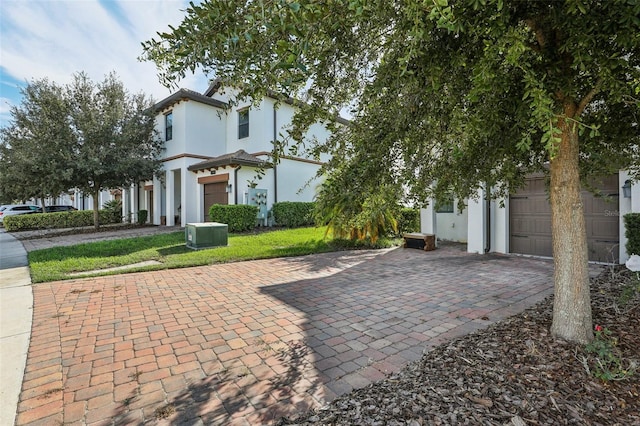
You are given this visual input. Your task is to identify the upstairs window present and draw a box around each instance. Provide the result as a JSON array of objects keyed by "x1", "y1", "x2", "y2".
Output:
[
  {"x1": 238, "y1": 109, "x2": 249, "y2": 139},
  {"x1": 165, "y1": 111, "x2": 173, "y2": 141}
]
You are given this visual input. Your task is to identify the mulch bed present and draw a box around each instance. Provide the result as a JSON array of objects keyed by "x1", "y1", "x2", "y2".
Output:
[{"x1": 280, "y1": 266, "x2": 640, "y2": 425}]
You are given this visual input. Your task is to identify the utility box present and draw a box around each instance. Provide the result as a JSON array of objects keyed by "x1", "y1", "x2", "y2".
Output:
[
  {"x1": 248, "y1": 188, "x2": 268, "y2": 226},
  {"x1": 185, "y1": 222, "x2": 228, "y2": 250}
]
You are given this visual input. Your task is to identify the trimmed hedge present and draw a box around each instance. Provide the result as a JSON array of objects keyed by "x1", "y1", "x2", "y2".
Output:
[
  {"x1": 272, "y1": 202, "x2": 316, "y2": 228},
  {"x1": 3, "y1": 210, "x2": 121, "y2": 231},
  {"x1": 624, "y1": 213, "x2": 640, "y2": 255},
  {"x1": 396, "y1": 207, "x2": 420, "y2": 235},
  {"x1": 209, "y1": 204, "x2": 258, "y2": 232}
]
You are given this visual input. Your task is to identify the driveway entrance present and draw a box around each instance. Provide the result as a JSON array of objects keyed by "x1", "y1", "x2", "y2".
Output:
[{"x1": 16, "y1": 244, "x2": 556, "y2": 425}]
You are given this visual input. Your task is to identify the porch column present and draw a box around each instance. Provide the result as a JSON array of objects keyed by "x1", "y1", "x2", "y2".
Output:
[
  {"x1": 129, "y1": 184, "x2": 139, "y2": 224},
  {"x1": 153, "y1": 176, "x2": 162, "y2": 225},
  {"x1": 122, "y1": 187, "x2": 129, "y2": 223},
  {"x1": 467, "y1": 187, "x2": 486, "y2": 254},
  {"x1": 166, "y1": 170, "x2": 175, "y2": 227},
  {"x1": 420, "y1": 199, "x2": 436, "y2": 236},
  {"x1": 492, "y1": 196, "x2": 509, "y2": 254},
  {"x1": 621, "y1": 170, "x2": 634, "y2": 262},
  {"x1": 183, "y1": 169, "x2": 199, "y2": 225}
]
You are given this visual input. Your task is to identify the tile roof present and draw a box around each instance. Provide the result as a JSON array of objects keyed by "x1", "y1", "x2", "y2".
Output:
[{"x1": 187, "y1": 150, "x2": 271, "y2": 171}]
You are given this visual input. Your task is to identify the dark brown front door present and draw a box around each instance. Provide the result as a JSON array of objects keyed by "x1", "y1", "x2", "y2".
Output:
[
  {"x1": 204, "y1": 182, "x2": 228, "y2": 221},
  {"x1": 510, "y1": 175, "x2": 619, "y2": 262}
]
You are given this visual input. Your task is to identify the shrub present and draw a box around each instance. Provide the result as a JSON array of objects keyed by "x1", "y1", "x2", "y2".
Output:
[
  {"x1": 624, "y1": 213, "x2": 640, "y2": 256},
  {"x1": 272, "y1": 202, "x2": 316, "y2": 228},
  {"x1": 396, "y1": 207, "x2": 420, "y2": 235},
  {"x1": 209, "y1": 204, "x2": 258, "y2": 232},
  {"x1": 137, "y1": 209, "x2": 148, "y2": 225},
  {"x1": 4, "y1": 210, "x2": 121, "y2": 231},
  {"x1": 102, "y1": 199, "x2": 123, "y2": 223}
]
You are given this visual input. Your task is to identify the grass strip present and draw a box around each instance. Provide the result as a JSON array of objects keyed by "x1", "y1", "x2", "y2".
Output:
[{"x1": 28, "y1": 226, "x2": 375, "y2": 283}]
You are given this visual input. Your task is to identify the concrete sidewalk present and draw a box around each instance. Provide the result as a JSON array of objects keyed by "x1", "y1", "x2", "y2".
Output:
[{"x1": 0, "y1": 229, "x2": 32, "y2": 426}]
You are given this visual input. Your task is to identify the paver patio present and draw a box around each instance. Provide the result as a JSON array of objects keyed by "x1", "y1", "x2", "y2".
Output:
[{"x1": 16, "y1": 244, "x2": 557, "y2": 425}]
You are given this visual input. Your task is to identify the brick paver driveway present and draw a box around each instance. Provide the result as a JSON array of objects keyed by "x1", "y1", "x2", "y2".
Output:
[{"x1": 16, "y1": 244, "x2": 555, "y2": 425}]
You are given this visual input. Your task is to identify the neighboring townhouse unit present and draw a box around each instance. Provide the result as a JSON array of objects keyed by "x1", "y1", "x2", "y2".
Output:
[
  {"x1": 118, "y1": 83, "x2": 336, "y2": 227},
  {"x1": 421, "y1": 171, "x2": 637, "y2": 264}
]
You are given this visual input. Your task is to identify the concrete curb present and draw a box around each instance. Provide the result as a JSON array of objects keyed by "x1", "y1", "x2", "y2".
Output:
[{"x1": 0, "y1": 230, "x2": 33, "y2": 426}]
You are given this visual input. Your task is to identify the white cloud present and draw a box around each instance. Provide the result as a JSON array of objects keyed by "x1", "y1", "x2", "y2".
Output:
[{"x1": 0, "y1": 0, "x2": 209, "y2": 105}]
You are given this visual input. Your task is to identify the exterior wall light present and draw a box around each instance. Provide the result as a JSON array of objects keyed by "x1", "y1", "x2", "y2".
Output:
[
  {"x1": 226, "y1": 184, "x2": 233, "y2": 193},
  {"x1": 622, "y1": 180, "x2": 632, "y2": 198}
]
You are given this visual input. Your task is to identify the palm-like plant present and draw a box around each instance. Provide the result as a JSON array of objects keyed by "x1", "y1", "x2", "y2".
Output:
[{"x1": 315, "y1": 165, "x2": 399, "y2": 244}]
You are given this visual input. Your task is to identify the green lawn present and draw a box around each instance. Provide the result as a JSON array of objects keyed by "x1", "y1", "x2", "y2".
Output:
[{"x1": 28, "y1": 226, "x2": 345, "y2": 283}]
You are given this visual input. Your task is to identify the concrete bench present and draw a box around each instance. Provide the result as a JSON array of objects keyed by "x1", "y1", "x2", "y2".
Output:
[{"x1": 403, "y1": 232, "x2": 436, "y2": 251}]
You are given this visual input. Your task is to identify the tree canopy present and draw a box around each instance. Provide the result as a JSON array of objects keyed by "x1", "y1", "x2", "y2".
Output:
[
  {"x1": 0, "y1": 79, "x2": 74, "y2": 206},
  {"x1": 0, "y1": 72, "x2": 163, "y2": 227},
  {"x1": 143, "y1": 0, "x2": 640, "y2": 343},
  {"x1": 67, "y1": 72, "x2": 163, "y2": 227}
]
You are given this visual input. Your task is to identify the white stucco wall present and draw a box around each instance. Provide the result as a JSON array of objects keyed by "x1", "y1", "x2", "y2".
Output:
[
  {"x1": 276, "y1": 158, "x2": 323, "y2": 203},
  {"x1": 225, "y1": 98, "x2": 274, "y2": 154},
  {"x1": 183, "y1": 101, "x2": 226, "y2": 157},
  {"x1": 157, "y1": 103, "x2": 187, "y2": 159},
  {"x1": 435, "y1": 199, "x2": 468, "y2": 242},
  {"x1": 156, "y1": 100, "x2": 227, "y2": 159},
  {"x1": 420, "y1": 198, "x2": 469, "y2": 243}
]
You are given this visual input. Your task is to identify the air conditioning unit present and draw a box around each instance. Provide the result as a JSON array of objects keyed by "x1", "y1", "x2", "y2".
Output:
[{"x1": 185, "y1": 222, "x2": 228, "y2": 249}]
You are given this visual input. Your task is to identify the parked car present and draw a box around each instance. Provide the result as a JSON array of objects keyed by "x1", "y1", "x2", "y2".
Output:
[
  {"x1": 43, "y1": 205, "x2": 77, "y2": 213},
  {"x1": 0, "y1": 204, "x2": 41, "y2": 223}
]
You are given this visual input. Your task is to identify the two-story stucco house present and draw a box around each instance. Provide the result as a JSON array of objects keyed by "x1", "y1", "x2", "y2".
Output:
[{"x1": 118, "y1": 82, "x2": 337, "y2": 228}]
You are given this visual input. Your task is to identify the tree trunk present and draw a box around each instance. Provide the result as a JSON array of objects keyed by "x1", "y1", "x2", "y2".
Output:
[
  {"x1": 549, "y1": 106, "x2": 593, "y2": 344},
  {"x1": 93, "y1": 188, "x2": 100, "y2": 229}
]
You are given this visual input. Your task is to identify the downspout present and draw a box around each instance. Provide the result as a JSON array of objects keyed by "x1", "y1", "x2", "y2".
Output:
[
  {"x1": 485, "y1": 184, "x2": 491, "y2": 253},
  {"x1": 273, "y1": 103, "x2": 278, "y2": 203},
  {"x1": 234, "y1": 166, "x2": 241, "y2": 205}
]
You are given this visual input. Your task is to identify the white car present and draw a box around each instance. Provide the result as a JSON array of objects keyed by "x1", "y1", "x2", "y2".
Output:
[{"x1": 0, "y1": 204, "x2": 41, "y2": 224}]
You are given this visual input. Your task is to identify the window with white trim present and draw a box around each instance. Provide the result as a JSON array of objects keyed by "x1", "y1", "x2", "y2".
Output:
[
  {"x1": 165, "y1": 111, "x2": 173, "y2": 141},
  {"x1": 238, "y1": 109, "x2": 249, "y2": 139}
]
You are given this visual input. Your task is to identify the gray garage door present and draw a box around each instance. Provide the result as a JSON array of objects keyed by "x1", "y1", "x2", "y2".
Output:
[
  {"x1": 204, "y1": 182, "x2": 228, "y2": 221},
  {"x1": 510, "y1": 175, "x2": 619, "y2": 262}
]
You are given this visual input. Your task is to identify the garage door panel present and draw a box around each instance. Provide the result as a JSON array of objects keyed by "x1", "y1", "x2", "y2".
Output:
[
  {"x1": 510, "y1": 235, "x2": 531, "y2": 256},
  {"x1": 534, "y1": 238, "x2": 553, "y2": 257},
  {"x1": 510, "y1": 218, "x2": 528, "y2": 234},
  {"x1": 587, "y1": 218, "x2": 618, "y2": 239},
  {"x1": 534, "y1": 219, "x2": 551, "y2": 234},
  {"x1": 509, "y1": 198, "x2": 530, "y2": 214},
  {"x1": 510, "y1": 235, "x2": 552, "y2": 258},
  {"x1": 584, "y1": 196, "x2": 618, "y2": 215},
  {"x1": 534, "y1": 200, "x2": 551, "y2": 214},
  {"x1": 510, "y1": 175, "x2": 619, "y2": 262}
]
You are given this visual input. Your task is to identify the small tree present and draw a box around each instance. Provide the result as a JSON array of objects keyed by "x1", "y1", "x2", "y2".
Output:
[{"x1": 67, "y1": 72, "x2": 163, "y2": 228}]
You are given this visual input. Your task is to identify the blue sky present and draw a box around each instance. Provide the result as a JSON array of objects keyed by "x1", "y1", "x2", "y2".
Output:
[{"x1": 0, "y1": 0, "x2": 208, "y2": 127}]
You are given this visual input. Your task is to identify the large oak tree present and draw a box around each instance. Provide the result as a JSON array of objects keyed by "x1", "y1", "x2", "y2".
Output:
[{"x1": 142, "y1": 0, "x2": 640, "y2": 343}]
